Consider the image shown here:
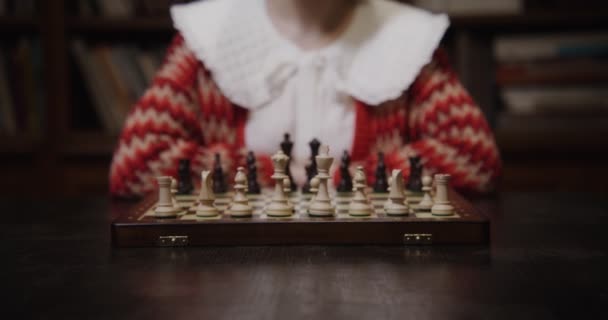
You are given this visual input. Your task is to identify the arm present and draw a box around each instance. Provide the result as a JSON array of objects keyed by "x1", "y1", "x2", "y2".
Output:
[
  {"x1": 368, "y1": 50, "x2": 501, "y2": 193},
  {"x1": 109, "y1": 35, "x2": 236, "y2": 198}
]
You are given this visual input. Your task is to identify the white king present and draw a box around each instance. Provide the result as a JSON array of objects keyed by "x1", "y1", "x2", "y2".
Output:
[{"x1": 308, "y1": 145, "x2": 335, "y2": 216}]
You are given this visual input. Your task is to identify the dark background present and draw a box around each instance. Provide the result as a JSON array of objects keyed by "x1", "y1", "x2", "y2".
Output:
[{"x1": 1, "y1": 0, "x2": 608, "y2": 197}]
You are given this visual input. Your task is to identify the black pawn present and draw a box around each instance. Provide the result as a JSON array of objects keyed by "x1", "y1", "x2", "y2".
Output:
[
  {"x1": 373, "y1": 152, "x2": 388, "y2": 193},
  {"x1": 246, "y1": 151, "x2": 261, "y2": 195},
  {"x1": 406, "y1": 156, "x2": 423, "y2": 192},
  {"x1": 212, "y1": 153, "x2": 227, "y2": 194},
  {"x1": 177, "y1": 159, "x2": 194, "y2": 195},
  {"x1": 302, "y1": 138, "x2": 321, "y2": 193},
  {"x1": 302, "y1": 164, "x2": 314, "y2": 194},
  {"x1": 337, "y1": 150, "x2": 353, "y2": 193},
  {"x1": 280, "y1": 133, "x2": 297, "y2": 191}
]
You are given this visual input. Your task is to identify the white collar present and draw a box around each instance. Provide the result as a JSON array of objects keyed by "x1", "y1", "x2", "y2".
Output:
[{"x1": 171, "y1": 0, "x2": 449, "y2": 109}]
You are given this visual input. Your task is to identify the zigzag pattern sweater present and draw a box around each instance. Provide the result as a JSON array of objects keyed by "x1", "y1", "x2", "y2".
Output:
[{"x1": 110, "y1": 35, "x2": 501, "y2": 198}]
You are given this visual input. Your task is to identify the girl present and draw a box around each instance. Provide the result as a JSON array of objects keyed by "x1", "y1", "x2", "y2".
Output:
[{"x1": 110, "y1": 0, "x2": 501, "y2": 197}]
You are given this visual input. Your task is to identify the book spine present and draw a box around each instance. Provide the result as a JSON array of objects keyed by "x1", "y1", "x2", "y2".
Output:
[
  {"x1": 0, "y1": 50, "x2": 17, "y2": 135},
  {"x1": 71, "y1": 40, "x2": 119, "y2": 134}
]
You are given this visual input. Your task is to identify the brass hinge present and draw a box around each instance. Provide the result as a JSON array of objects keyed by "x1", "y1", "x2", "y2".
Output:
[
  {"x1": 157, "y1": 235, "x2": 189, "y2": 247},
  {"x1": 403, "y1": 233, "x2": 433, "y2": 245}
]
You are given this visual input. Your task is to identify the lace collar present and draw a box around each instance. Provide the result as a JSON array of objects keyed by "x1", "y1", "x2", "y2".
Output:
[{"x1": 171, "y1": 0, "x2": 449, "y2": 109}]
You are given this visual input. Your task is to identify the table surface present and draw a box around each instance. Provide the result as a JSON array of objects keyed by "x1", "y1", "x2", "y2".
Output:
[{"x1": 3, "y1": 192, "x2": 608, "y2": 319}]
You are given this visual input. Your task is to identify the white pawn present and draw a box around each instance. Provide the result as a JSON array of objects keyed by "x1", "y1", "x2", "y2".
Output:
[
  {"x1": 309, "y1": 145, "x2": 335, "y2": 217},
  {"x1": 227, "y1": 167, "x2": 253, "y2": 217},
  {"x1": 155, "y1": 176, "x2": 181, "y2": 218},
  {"x1": 384, "y1": 169, "x2": 409, "y2": 216},
  {"x1": 266, "y1": 150, "x2": 293, "y2": 217},
  {"x1": 417, "y1": 175, "x2": 434, "y2": 211},
  {"x1": 431, "y1": 174, "x2": 455, "y2": 216},
  {"x1": 349, "y1": 167, "x2": 374, "y2": 216},
  {"x1": 196, "y1": 170, "x2": 219, "y2": 217}
]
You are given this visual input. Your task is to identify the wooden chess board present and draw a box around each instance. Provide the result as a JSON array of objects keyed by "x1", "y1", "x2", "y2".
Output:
[{"x1": 111, "y1": 189, "x2": 489, "y2": 247}]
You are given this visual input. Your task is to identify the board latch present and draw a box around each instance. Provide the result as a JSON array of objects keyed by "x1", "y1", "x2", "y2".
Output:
[
  {"x1": 158, "y1": 235, "x2": 189, "y2": 247},
  {"x1": 403, "y1": 233, "x2": 433, "y2": 245}
]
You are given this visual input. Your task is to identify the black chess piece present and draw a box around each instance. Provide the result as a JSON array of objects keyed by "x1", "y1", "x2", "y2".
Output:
[
  {"x1": 177, "y1": 159, "x2": 194, "y2": 194},
  {"x1": 302, "y1": 164, "x2": 314, "y2": 194},
  {"x1": 337, "y1": 150, "x2": 353, "y2": 193},
  {"x1": 302, "y1": 138, "x2": 321, "y2": 193},
  {"x1": 246, "y1": 151, "x2": 261, "y2": 195},
  {"x1": 373, "y1": 152, "x2": 388, "y2": 193},
  {"x1": 212, "y1": 153, "x2": 227, "y2": 194},
  {"x1": 406, "y1": 156, "x2": 423, "y2": 192},
  {"x1": 280, "y1": 133, "x2": 297, "y2": 191}
]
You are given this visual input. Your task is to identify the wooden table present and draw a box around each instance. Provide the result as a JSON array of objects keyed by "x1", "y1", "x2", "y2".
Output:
[{"x1": 3, "y1": 192, "x2": 608, "y2": 319}]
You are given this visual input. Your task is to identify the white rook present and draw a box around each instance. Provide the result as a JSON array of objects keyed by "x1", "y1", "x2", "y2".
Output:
[
  {"x1": 155, "y1": 176, "x2": 180, "y2": 218},
  {"x1": 266, "y1": 150, "x2": 293, "y2": 217},
  {"x1": 431, "y1": 174, "x2": 455, "y2": 216}
]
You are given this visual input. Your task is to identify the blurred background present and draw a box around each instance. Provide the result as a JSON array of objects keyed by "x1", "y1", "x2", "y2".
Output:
[{"x1": 0, "y1": 0, "x2": 607, "y2": 197}]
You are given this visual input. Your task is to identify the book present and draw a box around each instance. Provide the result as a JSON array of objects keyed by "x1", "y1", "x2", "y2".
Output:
[
  {"x1": 110, "y1": 46, "x2": 147, "y2": 102},
  {"x1": 77, "y1": 0, "x2": 99, "y2": 17},
  {"x1": 0, "y1": 0, "x2": 7, "y2": 16},
  {"x1": 414, "y1": 0, "x2": 522, "y2": 15},
  {"x1": 0, "y1": 50, "x2": 17, "y2": 135},
  {"x1": 496, "y1": 58, "x2": 608, "y2": 86},
  {"x1": 500, "y1": 86, "x2": 608, "y2": 115},
  {"x1": 136, "y1": 51, "x2": 162, "y2": 85},
  {"x1": 97, "y1": 0, "x2": 134, "y2": 18},
  {"x1": 494, "y1": 32, "x2": 608, "y2": 62},
  {"x1": 30, "y1": 39, "x2": 45, "y2": 135},
  {"x1": 497, "y1": 113, "x2": 608, "y2": 133},
  {"x1": 134, "y1": 0, "x2": 172, "y2": 17},
  {"x1": 16, "y1": 39, "x2": 39, "y2": 135},
  {"x1": 94, "y1": 46, "x2": 131, "y2": 125},
  {"x1": 71, "y1": 40, "x2": 120, "y2": 134}
]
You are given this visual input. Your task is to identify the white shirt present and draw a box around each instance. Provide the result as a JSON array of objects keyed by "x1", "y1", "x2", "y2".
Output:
[{"x1": 171, "y1": 0, "x2": 449, "y2": 184}]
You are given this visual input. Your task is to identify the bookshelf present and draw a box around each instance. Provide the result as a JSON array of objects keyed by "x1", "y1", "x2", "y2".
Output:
[{"x1": 0, "y1": 0, "x2": 607, "y2": 196}]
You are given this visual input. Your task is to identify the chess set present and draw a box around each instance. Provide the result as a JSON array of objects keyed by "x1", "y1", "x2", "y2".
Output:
[{"x1": 111, "y1": 135, "x2": 489, "y2": 247}]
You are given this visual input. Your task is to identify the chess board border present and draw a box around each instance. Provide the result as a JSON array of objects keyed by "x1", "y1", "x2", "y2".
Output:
[{"x1": 111, "y1": 189, "x2": 489, "y2": 247}]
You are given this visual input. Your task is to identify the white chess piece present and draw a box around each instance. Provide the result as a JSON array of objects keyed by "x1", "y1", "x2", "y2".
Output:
[
  {"x1": 227, "y1": 167, "x2": 253, "y2": 217},
  {"x1": 309, "y1": 145, "x2": 335, "y2": 217},
  {"x1": 384, "y1": 169, "x2": 409, "y2": 216},
  {"x1": 417, "y1": 175, "x2": 434, "y2": 211},
  {"x1": 155, "y1": 176, "x2": 181, "y2": 218},
  {"x1": 266, "y1": 150, "x2": 293, "y2": 217},
  {"x1": 196, "y1": 170, "x2": 219, "y2": 217},
  {"x1": 431, "y1": 174, "x2": 455, "y2": 216},
  {"x1": 349, "y1": 167, "x2": 374, "y2": 216}
]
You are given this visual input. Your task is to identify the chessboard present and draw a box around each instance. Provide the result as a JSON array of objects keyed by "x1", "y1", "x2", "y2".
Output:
[{"x1": 111, "y1": 189, "x2": 489, "y2": 247}]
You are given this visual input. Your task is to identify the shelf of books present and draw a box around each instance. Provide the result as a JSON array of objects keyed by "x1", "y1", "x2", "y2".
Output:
[
  {"x1": 68, "y1": 39, "x2": 166, "y2": 143},
  {"x1": 0, "y1": 36, "x2": 45, "y2": 154},
  {"x1": 493, "y1": 31, "x2": 608, "y2": 154}
]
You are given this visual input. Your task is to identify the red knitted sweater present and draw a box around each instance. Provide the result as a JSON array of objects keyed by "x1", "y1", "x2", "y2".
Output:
[{"x1": 109, "y1": 35, "x2": 501, "y2": 197}]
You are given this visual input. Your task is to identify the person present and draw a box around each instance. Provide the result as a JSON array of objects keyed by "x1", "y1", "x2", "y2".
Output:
[{"x1": 109, "y1": 0, "x2": 501, "y2": 198}]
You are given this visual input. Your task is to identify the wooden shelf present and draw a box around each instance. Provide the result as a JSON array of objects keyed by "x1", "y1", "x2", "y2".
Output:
[
  {"x1": 0, "y1": 136, "x2": 41, "y2": 154},
  {"x1": 0, "y1": 16, "x2": 38, "y2": 32},
  {"x1": 60, "y1": 131, "x2": 117, "y2": 156},
  {"x1": 451, "y1": 11, "x2": 608, "y2": 30},
  {"x1": 495, "y1": 115, "x2": 608, "y2": 156},
  {"x1": 68, "y1": 16, "x2": 173, "y2": 33}
]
